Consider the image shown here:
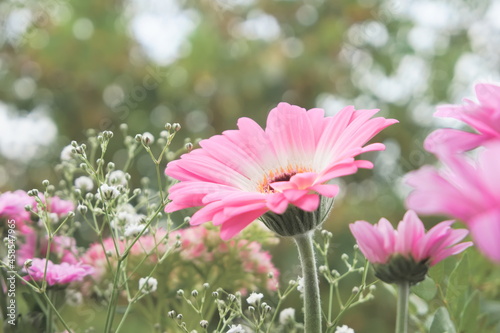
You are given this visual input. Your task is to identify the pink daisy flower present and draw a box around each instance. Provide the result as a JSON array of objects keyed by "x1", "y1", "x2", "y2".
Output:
[
  {"x1": 165, "y1": 103, "x2": 397, "y2": 239},
  {"x1": 406, "y1": 144, "x2": 500, "y2": 263},
  {"x1": 425, "y1": 83, "x2": 500, "y2": 155},
  {"x1": 18, "y1": 230, "x2": 78, "y2": 266},
  {"x1": 0, "y1": 190, "x2": 36, "y2": 233},
  {"x1": 25, "y1": 258, "x2": 94, "y2": 286},
  {"x1": 350, "y1": 210, "x2": 472, "y2": 283}
]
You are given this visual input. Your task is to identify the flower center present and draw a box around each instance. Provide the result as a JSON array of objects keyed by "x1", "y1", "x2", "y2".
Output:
[{"x1": 257, "y1": 166, "x2": 311, "y2": 193}]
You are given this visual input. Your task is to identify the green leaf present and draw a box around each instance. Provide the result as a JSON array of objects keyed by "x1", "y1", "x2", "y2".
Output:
[
  {"x1": 412, "y1": 276, "x2": 437, "y2": 301},
  {"x1": 445, "y1": 252, "x2": 470, "y2": 317},
  {"x1": 429, "y1": 307, "x2": 457, "y2": 333},
  {"x1": 458, "y1": 290, "x2": 481, "y2": 333}
]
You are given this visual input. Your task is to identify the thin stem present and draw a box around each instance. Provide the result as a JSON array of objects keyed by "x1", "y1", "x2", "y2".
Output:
[
  {"x1": 293, "y1": 232, "x2": 322, "y2": 333},
  {"x1": 46, "y1": 290, "x2": 53, "y2": 333},
  {"x1": 395, "y1": 281, "x2": 410, "y2": 333}
]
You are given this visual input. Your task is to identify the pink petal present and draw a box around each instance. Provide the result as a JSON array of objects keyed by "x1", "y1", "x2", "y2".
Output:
[
  {"x1": 475, "y1": 83, "x2": 500, "y2": 112},
  {"x1": 396, "y1": 210, "x2": 425, "y2": 257},
  {"x1": 266, "y1": 193, "x2": 289, "y2": 214},
  {"x1": 219, "y1": 208, "x2": 269, "y2": 240},
  {"x1": 424, "y1": 128, "x2": 486, "y2": 155},
  {"x1": 430, "y1": 241, "x2": 473, "y2": 266},
  {"x1": 350, "y1": 221, "x2": 388, "y2": 263},
  {"x1": 291, "y1": 193, "x2": 320, "y2": 212},
  {"x1": 469, "y1": 210, "x2": 500, "y2": 263},
  {"x1": 310, "y1": 184, "x2": 339, "y2": 197}
]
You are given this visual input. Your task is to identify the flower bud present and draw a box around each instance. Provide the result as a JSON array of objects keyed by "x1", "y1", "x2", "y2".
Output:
[{"x1": 200, "y1": 320, "x2": 209, "y2": 329}]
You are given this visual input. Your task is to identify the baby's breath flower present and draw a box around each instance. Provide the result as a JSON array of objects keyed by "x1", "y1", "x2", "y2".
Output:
[
  {"x1": 108, "y1": 170, "x2": 128, "y2": 186},
  {"x1": 60, "y1": 145, "x2": 74, "y2": 161},
  {"x1": 246, "y1": 292, "x2": 263, "y2": 305},
  {"x1": 124, "y1": 224, "x2": 147, "y2": 237},
  {"x1": 97, "y1": 184, "x2": 120, "y2": 201},
  {"x1": 297, "y1": 277, "x2": 304, "y2": 293},
  {"x1": 335, "y1": 325, "x2": 355, "y2": 333},
  {"x1": 227, "y1": 324, "x2": 245, "y2": 333},
  {"x1": 138, "y1": 277, "x2": 158, "y2": 294},
  {"x1": 66, "y1": 290, "x2": 83, "y2": 306},
  {"x1": 279, "y1": 308, "x2": 295, "y2": 325}
]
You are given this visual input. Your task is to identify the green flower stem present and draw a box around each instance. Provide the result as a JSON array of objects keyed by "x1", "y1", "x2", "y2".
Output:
[
  {"x1": 396, "y1": 281, "x2": 410, "y2": 333},
  {"x1": 294, "y1": 231, "x2": 322, "y2": 333}
]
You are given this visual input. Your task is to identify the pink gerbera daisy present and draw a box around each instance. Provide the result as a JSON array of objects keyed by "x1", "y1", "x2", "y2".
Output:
[
  {"x1": 425, "y1": 83, "x2": 500, "y2": 155},
  {"x1": 165, "y1": 102, "x2": 397, "y2": 239},
  {"x1": 350, "y1": 210, "x2": 472, "y2": 284},
  {"x1": 406, "y1": 144, "x2": 500, "y2": 263}
]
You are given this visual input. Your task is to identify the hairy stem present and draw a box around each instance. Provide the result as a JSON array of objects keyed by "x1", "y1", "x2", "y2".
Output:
[{"x1": 294, "y1": 232, "x2": 322, "y2": 333}]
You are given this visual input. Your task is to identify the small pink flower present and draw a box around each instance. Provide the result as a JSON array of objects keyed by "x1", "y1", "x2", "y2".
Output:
[
  {"x1": 350, "y1": 211, "x2": 472, "y2": 283},
  {"x1": 25, "y1": 258, "x2": 94, "y2": 286},
  {"x1": 0, "y1": 190, "x2": 36, "y2": 233},
  {"x1": 165, "y1": 103, "x2": 397, "y2": 239},
  {"x1": 18, "y1": 230, "x2": 78, "y2": 266},
  {"x1": 406, "y1": 144, "x2": 500, "y2": 263},
  {"x1": 425, "y1": 83, "x2": 500, "y2": 155},
  {"x1": 46, "y1": 196, "x2": 75, "y2": 217}
]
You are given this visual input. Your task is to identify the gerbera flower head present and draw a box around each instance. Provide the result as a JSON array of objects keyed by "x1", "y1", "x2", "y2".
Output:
[
  {"x1": 350, "y1": 210, "x2": 472, "y2": 284},
  {"x1": 406, "y1": 143, "x2": 500, "y2": 263},
  {"x1": 425, "y1": 83, "x2": 500, "y2": 155},
  {"x1": 165, "y1": 103, "x2": 397, "y2": 239}
]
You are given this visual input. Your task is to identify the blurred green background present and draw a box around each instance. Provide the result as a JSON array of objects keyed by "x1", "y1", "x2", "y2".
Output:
[{"x1": 1, "y1": 0, "x2": 500, "y2": 332}]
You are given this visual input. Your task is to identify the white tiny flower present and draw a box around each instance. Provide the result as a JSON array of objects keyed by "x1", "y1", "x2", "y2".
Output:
[
  {"x1": 47, "y1": 212, "x2": 59, "y2": 224},
  {"x1": 74, "y1": 176, "x2": 94, "y2": 191},
  {"x1": 227, "y1": 324, "x2": 245, "y2": 333},
  {"x1": 65, "y1": 289, "x2": 83, "y2": 306},
  {"x1": 246, "y1": 292, "x2": 263, "y2": 305},
  {"x1": 297, "y1": 276, "x2": 304, "y2": 293},
  {"x1": 279, "y1": 307, "x2": 295, "y2": 325},
  {"x1": 124, "y1": 223, "x2": 148, "y2": 237},
  {"x1": 97, "y1": 184, "x2": 120, "y2": 200},
  {"x1": 60, "y1": 145, "x2": 74, "y2": 161},
  {"x1": 139, "y1": 277, "x2": 158, "y2": 293},
  {"x1": 108, "y1": 170, "x2": 128, "y2": 186},
  {"x1": 335, "y1": 325, "x2": 355, "y2": 333}
]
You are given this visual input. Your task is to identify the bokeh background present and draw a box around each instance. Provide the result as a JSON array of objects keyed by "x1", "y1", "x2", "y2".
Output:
[{"x1": 1, "y1": 0, "x2": 500, "y2": 332}]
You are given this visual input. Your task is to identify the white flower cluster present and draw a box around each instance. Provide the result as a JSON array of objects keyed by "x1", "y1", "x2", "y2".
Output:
[
  {"x1": 138, "y1": 277, "x2": 158, "y2": 294},
  {"x1": 246, "y1": 292, "x2": 264, "y2": 305},
  {"x1": 110, "y1": 204, "x2": 148, "y2": 238}
]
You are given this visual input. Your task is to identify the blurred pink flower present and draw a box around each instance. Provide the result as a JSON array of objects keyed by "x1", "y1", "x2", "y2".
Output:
[
  {"x1": 25, "y1": 258, "x2": 94, "y2": 286},
  {"x1": 406, "y1": 144, "x2": 500, "y2": 263},
  {"x1": 81, "y1": 230, "x2": 169, "y2": 283},
  {"x1": 165, "y1": 103, "x2": 397, "y2": 239},
  {"x1": 46, "y1": 196, "x2": 75, "y2": 217},
  {"x1": 0, "y1": 190, "x2": 74, "y2": 233},
  {"x1": 425, "y1": 83, "x2": 500, "y2": 155},
  {"x1": 0, "y1": 190, "x2": 36, "y2": 233},
  {"x1": 350, "y1": 211, "x2": 471, "y2": 267},
  {"x1": 18, "y1": 230, "x2": 78, "y2": 266}
]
